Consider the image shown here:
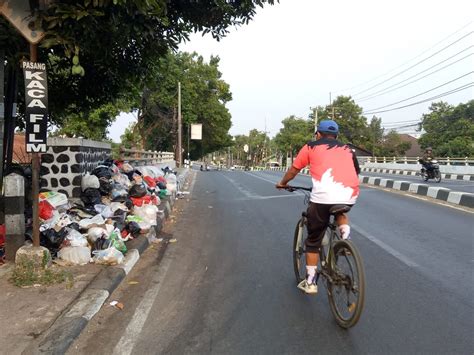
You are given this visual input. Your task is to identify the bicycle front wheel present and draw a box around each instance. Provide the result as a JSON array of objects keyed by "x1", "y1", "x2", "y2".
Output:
[
  {"x1": 293, "y1": 217, "x2": 307, "y2": 284},
  {"x1": 327, "y1": 240, "x2": 366, "y2": 328}
]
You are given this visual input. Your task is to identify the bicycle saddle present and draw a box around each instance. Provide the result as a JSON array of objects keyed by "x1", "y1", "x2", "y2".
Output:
[{"x1": 329, "y1": 205, "x2": 351, "y2": 215}]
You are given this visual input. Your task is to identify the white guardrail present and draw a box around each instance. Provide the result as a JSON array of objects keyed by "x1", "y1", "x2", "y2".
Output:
[{"x1": 359, "y1": 156, "x2": 474, "y2": 166}]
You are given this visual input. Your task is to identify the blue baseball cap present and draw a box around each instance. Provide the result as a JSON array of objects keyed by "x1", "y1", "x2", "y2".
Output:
[{"x1": 317, "y1": 120, "x2": 339, "y2": 134}]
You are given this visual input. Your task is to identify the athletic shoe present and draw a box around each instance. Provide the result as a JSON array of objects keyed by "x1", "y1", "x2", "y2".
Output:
[{"x1": 297, "y1": 279, "x2": 318, "y2": 294}]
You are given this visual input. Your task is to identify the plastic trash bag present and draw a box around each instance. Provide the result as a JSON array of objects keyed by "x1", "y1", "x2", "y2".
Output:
[
  {"x1": 121, "y1": 163, "x2": 134, "y2": 173},
  {"x1": 94, "y1": 204, "x2": 114, "y2": 218},
  {"x1": 109, "y1": 229, "x2": 127, "y2": 253},
  {"x1": 94, "y1": 235, "x2": 112, "y2": 250},
  {"x1": 133, "y1": 204, "x2": 158, "y2": 226},
  {"x1": 112, "y1": 173, "x2": 131, "y2": 188},
  {"x1": 92, "y1": 247, "x2": 124, "y2": 265},
  {"x1": 39, "y1": 200, "x2": 54, "y2": 220},
  {"x1": 91, "y1": 165, "x2": 112, "y2": 180},
  {"x1": 64, "y1": 229, "x2": 88, "y2": 247},
  {"x1": 58, "y1": 246, "x2": 91, "y2": 265},
  {"x1": 126, "y1": 215, "x2": 144, "y2": 223},
  {"x1": 79, "y1": 214, "x2": 106, "y2": 230},
  {"x1": 39, "y1": 191, "x2": 68, "y2": 208},
  {"x1": 111, "y1": 183, "x2": 128, "y2": 201},
  {"x1": 40, "y1": 228, "x2": 68, "y2": 256},
  {"x1": 87, "y1": 227, "x2": 107, "y2": 243},
  {"x1": 98, "y1": 178, "x2": 112, "y2": 196},
  {"x1": 124, "y1": 221, "x2": 141, "y2": 238},
  {"x1": 157, "y1": 181, "x2": 167, "y2": 190},
  {"x1": 81, "y1": 173, "x2": 100, "y2": 191},
  {"x1": 129, "y1": 184, "x2": 147, "y2": 198},
  {"x1": 110, "y1": 202, "x2": 128, "y2": 213},
  {"x1": 81, "y1": 188, "x2": 102, "y2": 207}
]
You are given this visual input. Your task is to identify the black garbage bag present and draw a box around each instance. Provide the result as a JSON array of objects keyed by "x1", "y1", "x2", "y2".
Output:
[
  {"x1": 125, "y1": 169, "x2": 142, "y2": 181},
  {"x1": 40, "y1": 228, "x2": 68, "y2": 256},
  {"x1": 98, "y1": 178, "x2": 112, "y2": 196},
  {"x1": 157, "y1": 181, "x2": 166, "y2": 190},
  {"x1": 124, "y1": 198, "x2": 133, "y2": 211},
  {"x1": 125, "y1": 221, "x2": 141, "y2": 238},
  {"x1": 81, "y1": 188, "x2": 102, "y2": 207},
  {"x1": 112, "y1": 209, "x2": 127, "y2": 224},
  {"x1": 92, "y1": 165, "x2": 112, "y2": 180},
  {"x1": 129, "y1": 184, "x2": 147, "y2": 198},
  {"x1": 68, "y1": 222, "x2": 81, "y2": 231},
  {"x1": 94, "y1": 236, "x2": 112, "y2": 251},
  {"x1": 100, "y1": 158, "x2": 115, "y2": 167}
]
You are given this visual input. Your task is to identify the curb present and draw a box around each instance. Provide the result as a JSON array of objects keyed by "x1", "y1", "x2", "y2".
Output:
[
  {"x1": 359, "y1": 175, "x2": 474, "y2": 208},
  {"x1": 360, "y1": 167, "x2": 474, "y2": 181},
  {"x1": 34, "y1": 169, "x2": 189, "y2": 354}
]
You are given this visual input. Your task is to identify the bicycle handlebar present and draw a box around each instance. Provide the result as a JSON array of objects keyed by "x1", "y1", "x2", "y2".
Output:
[{"x1": 284, "y1": 186, "x2": 312, "y2": 192}]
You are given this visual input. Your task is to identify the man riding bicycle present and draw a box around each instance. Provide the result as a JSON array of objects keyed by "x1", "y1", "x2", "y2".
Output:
[{"x1": 276, "y1": 120, "x2": 360, "y2": 294}]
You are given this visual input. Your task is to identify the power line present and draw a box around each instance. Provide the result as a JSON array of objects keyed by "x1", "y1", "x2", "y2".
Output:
[
  {"x1": 333, "y1": 22, "x2": 473, "y2": 94},
  {"x1": 358, "y1": 47, "x2": 473, "y2": 102},
  {"x1": 362, "y1": 72, "x2": 473, "y2": 112},
  {"x1": 352, "y1": 31, "x2": 473, "y2": 97},
  {"x1": 363, "y1": 82, "x2": 473, "y2": 115}
]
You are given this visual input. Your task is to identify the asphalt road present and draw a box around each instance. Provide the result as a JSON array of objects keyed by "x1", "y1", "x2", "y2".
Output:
[
  {"x1": 70, "y1": 169, "x2": 473, "y2": 355},
  {"x1": 360, "y1": 171, "x2": 474, "y2": 193}
]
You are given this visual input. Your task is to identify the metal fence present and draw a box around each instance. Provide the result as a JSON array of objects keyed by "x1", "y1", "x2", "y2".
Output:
[
  {"x1": 359, "y1": 156, "x2": 474, "y2": 166},
  {"x1": 119, "y1": 147, "x2": 175, "y2": 166}
]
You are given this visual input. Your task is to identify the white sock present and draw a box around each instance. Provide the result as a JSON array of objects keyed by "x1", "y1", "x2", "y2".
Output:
[
  {"x1": 306, "y1": 265, "x2": 317, "y2": 283},
  {"x1": 339, "y1": 224, "x2": 350, "y2": 239}
]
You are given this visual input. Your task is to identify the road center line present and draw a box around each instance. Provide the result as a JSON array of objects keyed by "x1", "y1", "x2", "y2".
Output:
[
  {"x1": 244, "y1": 171, "x2": 306, "y2": 196},
  {"x1": 351, "y1": 222, "x2": 419, "y2": 268}
]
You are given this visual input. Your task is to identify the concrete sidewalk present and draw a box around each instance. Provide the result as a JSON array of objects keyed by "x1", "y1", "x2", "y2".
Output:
[{"x1": 0, "y1": 169, "x2": 190, "y2": 354}]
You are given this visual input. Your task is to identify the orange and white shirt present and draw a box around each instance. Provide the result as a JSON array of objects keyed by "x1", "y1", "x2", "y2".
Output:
[{"x1": 293, "y1": 138, "x2": 360, "y2": 204}]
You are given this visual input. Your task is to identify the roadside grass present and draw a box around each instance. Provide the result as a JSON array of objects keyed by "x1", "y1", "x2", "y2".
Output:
[{"x1": 9, "y1": 257, "x2": 74, "y2": 288}]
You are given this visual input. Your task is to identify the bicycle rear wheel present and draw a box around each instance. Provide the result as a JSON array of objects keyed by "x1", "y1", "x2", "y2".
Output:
[
  {"x1": 327, "y1": 240, "x2": 365, "y2": 328},
  {"x1": 293, "y1": 217, "x2": 307, "y2": 284}
]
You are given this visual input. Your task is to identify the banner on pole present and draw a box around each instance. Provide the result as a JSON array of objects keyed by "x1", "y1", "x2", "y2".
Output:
[
  {"x1": 191, "y1": 123, "x2": 202, "y2": 140},
  {"x1": 23, "y1": 61, "x2": 48, "y2": 152}
]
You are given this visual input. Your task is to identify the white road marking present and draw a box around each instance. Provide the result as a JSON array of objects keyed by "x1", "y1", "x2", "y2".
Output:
[
  {"x1": 237, "y1": 194, "x2": 302, "y2": 201},
  {"x1": 220, "y1": 173, "x2": 254, "y2": 198},
  {"x1": 113, "y1": 248, "x2": 174, "y2": 355},
  {"x1": 244, "y1": 171, "x2": 306, "y2": 195},
  {"x1": 351, "y1": 223, "x2": 419, "y2": 268}
]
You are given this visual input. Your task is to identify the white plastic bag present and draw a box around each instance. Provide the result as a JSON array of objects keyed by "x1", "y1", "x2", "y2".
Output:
[
  {"x1": 65, "y1": 229, "x2": 88, "y2": 247},
  {"x1": 79, "y1": 214, "x2": 106, "y2": 230},
  {"x1": 110, "y1": 202, "x2": 128, "y2": 213},
  {"x1": 81, "y1": 173, "x2": 100, "y2": 191},
  {"x1": 87, "y1": 227, "x2": 107, "y2": 243},
  {"x1": 92, "y1": 247, "x2": 124, "y2": 265},
  {"x1": 58, "y1": 246, "x2": 91, "y2": 265},
  {"x1": 133, "y1": 204, "x2": 158, "y2": 226},
  {"x1": 94, "y1": 204, "x2": 114, "y2": 218}
]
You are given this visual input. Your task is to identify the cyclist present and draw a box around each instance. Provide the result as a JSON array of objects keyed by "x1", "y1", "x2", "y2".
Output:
[{"x1": 276, "y1": 120, "x2": 360, "y2": 294}]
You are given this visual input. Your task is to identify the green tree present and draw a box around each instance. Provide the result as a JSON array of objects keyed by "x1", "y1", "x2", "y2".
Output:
[
  {"x1": 274, "y1": 116, "x2": 313, "y2": 163},
  {"x1": 367, "y1": 116, "x2": 384, "y2": 156},
  {"x1": 418, "y1": 101, "x2": 474, "y2": 157},
  {"x1": 1, "y1": 0, "x2": 276, "y2": 135},
  {"x1": 139, "y1": 51, "x2": 233, "y2": 158}
]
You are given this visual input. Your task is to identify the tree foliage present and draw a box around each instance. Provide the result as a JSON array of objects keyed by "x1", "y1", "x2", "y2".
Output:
[
  {"x1": 1, "y1": 0, "x2": 276, "y2": 137},
  {"x1": 274, "y1": 116, "x2": 313, "y2": 158},
  {"x1": 139, "y1": 51, "x2": 233, "y2": 158},
  {"x1": 419, "y1": 101, "x2": 474, "y2": 157}
]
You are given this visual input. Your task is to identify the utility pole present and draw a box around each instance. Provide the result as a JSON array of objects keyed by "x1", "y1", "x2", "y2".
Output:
[
  {"x1": 177, "y1": 81, "x2": 182, "y2": 167},
  {"x1": 312, "y1": 107, "x2": 318, "y2": 132},
  {"x1": 187, "y1": 123, "x2": 190, "y2": 167}
]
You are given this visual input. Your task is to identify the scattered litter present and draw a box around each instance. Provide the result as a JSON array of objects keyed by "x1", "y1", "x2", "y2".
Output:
[
  {"x1": 109, "y1": 301, "x2": 124, "y2": 310},
  {"x1": 128, "y1": 281, "x2": 139, "y2": 285},
  {"x1": 169, "y1": 238, "x2": 177, "y2": 243},
  {"x1": 208, "y1": 206, "x2": 213, "y2": 209},
  {"x1": 152, "y1": 238, "x2": 164, "y2": 244}
]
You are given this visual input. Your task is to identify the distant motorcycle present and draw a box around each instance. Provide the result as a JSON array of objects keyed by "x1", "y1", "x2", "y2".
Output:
[{"x1": 420, "y1": 159, "x2": 441, "y2": 183}]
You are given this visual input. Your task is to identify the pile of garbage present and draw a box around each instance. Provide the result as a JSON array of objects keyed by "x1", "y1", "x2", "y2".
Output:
[{"x1": 32, "y1": 160, "x2": 178, "y2": 265}]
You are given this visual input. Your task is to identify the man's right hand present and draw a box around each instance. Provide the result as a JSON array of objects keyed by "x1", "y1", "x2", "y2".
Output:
[{"x1": 275, "y1": 182, "x2": 287, "y2": 189}]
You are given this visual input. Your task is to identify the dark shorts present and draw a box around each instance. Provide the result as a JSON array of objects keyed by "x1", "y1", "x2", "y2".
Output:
[{"x1": 305, "y1": 202, "x2": 353, "y2": 253}]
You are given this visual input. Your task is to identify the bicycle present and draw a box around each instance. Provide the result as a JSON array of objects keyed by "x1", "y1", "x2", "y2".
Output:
[{"x1": 287, "y1": 186, "x2": 366, "y2": 328}]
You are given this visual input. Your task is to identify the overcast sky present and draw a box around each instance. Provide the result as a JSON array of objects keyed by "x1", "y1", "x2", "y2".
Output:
[{"x1": 109, "y1": 0, "x2": 473, "y2": 141}]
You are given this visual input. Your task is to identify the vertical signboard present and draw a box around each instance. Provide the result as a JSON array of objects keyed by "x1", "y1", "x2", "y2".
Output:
[
  {"x1": 22, "y1": 61, "x2": 48, "y2": 152},
  {"x1": 191, "y1": 123, "x2": 202, "y2": 140}
]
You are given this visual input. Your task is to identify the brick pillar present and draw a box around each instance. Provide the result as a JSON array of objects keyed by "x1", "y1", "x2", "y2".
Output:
[{"x1": 4, "y1": 173, "x2": 25, "y2": 261}]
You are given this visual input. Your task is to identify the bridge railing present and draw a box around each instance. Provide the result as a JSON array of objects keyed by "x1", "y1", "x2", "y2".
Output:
[
  {"x1": 119, "y1": 147, "x2": 175, "y2": 166},
  {"x1": 359, "y1": 156, "x2": 474, "y2": 166}
]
